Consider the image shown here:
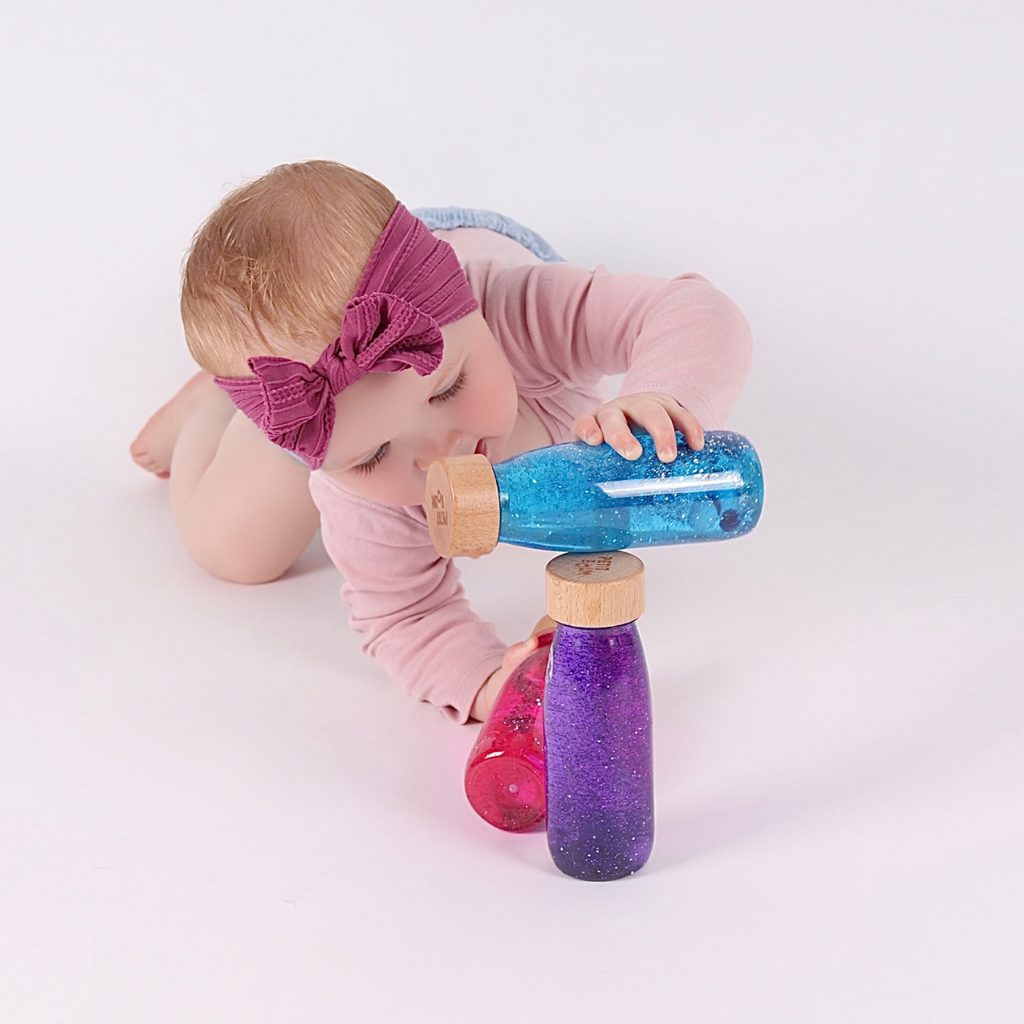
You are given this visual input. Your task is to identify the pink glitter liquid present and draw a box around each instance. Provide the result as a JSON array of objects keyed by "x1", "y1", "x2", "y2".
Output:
[{"x1": 464, "y1": 635, "x2": 552, "y2": 832}]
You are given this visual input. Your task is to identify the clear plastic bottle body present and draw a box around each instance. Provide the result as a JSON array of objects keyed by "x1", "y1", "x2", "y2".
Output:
[
  {"x1": 464, "y1": 635, "x2": 550, "y2": 833},
  {"x1": 492, "y1": 429, "x2": 762, "y2": 553},
  {"x1": 544, "y1": 621, "x2": 654, "y2": 881}
]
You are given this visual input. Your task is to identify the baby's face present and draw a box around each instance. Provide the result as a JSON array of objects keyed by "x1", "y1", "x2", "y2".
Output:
[{"x1": 318, "y1": 310, "x2": 519, "y2": 507}]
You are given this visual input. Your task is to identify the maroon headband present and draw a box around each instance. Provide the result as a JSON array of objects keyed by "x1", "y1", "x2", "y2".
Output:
[{"x1": 214, "y1": 203, "x2": 478, "y2": 469}]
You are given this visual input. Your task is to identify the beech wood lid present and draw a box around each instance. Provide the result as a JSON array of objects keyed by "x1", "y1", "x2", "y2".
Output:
[
  {"x1": 545, "y1": 551, "x2": 646, "y2": 628},
  {"x1": 425, "y1": 454, "x2": 501, "y2": 558}
]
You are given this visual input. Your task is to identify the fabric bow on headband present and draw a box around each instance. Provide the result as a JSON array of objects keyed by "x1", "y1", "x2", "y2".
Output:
[
  {"x1": 217, "y1": 292, "x2": 444, "y2": 469},
  {"x1": 214, "y1": 203, "x2": 478, "y2": 470}
]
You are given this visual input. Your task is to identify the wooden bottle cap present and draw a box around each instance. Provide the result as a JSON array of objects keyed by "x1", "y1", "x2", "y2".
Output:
[
  {"x1": 425, "y1": 454, "x2": 501, "y2": 558},
  {"x1": 545, "y1": 551, "x2": 646, "y2": 628}
]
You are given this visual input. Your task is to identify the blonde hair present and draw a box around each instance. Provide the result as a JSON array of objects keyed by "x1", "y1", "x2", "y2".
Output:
[{"x1": 181, "y1": 161, "x2": 397, "y2": 377}]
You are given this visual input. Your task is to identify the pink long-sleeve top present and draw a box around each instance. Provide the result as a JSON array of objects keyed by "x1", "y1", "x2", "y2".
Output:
[{"x1": 308, "y1": 253, "x2": 753, "y2": 722}]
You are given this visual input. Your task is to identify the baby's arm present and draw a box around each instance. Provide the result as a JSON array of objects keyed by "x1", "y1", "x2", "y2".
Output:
[
  {"x1": 310, "y1": 473, "x2": 509, "y2": 723},
  {"x1": 567, "y1": 264, "x2": 752, "y2": 454},
  {"x1": 468, "y1": 259, "x2": 753, "y2": 448}
]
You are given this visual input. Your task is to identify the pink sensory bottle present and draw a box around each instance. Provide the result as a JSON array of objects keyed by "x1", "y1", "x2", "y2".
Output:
[{"x1": 464, "y1": 632, "x2": 553, "y2": 832}]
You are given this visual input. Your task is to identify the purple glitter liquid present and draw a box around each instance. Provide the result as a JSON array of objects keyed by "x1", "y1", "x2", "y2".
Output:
[{"x1": 544, "y1": 622, "x2": 654, "y2": 880}]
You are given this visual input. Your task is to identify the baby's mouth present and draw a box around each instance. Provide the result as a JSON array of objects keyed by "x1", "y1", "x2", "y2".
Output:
[{"x1": 474, "y1": 438, "x2": 489, "y2": 460}]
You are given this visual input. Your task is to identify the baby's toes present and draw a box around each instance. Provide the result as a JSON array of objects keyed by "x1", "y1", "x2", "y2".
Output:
[{"x1": 130, "y1": 440, "x2": 170, "y2": 477}]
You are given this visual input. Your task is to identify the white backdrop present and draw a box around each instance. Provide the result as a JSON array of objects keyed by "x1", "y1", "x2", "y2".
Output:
[{"x1": 2, "y1": 2, "x2": 1022, "y2": 1022}]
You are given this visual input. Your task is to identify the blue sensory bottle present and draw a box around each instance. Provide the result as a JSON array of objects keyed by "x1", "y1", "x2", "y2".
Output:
[{"x1": 426, "y1": 430, "x2": 763, "y2": 557}]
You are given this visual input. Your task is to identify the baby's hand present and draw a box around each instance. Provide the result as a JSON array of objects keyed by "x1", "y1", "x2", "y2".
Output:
[
  {"x1": 572, "y1": 392, "x2": 704, "y2": 463},
  {"x1": 470, "y1": 616, "x2": 556, "y2": 722}
]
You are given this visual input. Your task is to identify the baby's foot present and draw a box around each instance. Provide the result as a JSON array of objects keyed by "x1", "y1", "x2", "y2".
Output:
[{"x1": 130, "y1": 371, "x2": 211, "y2": 478}]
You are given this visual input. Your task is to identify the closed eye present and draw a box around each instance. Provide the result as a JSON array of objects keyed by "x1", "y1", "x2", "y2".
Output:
[
  {"x1": 430, "y1": 369, "x2": 467, "y2": 404},
  {"x1": 353, "y1": 441, "x2": 390, "y2": 474}
]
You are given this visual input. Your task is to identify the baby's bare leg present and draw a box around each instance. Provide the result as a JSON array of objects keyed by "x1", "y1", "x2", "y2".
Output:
[{"x1": 133, "y1": 374, "x2": 319, "y2": 584}]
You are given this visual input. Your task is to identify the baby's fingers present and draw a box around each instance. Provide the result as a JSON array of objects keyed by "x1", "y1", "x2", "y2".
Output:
[
  {"x1": 571, "y1": 409, "x2": 642, "y2": 458},
  {"x1": 573, "y1": 396, "x2": 705, "y2": 463},
  {"x1": 629, "y1": 396, "x2": 705, "y2": 459},
  {"x1": 502, "y1": 635, "x2": 540, "y2": 675},
  {"x1": 623, "y1": 401, "x2": 683, "y2": 463},
  {"x1": 572, "y1": 412, "x2": 603, "y2": 446},
  {"x1": 594, "y1": 406, "x2": 644, "y2": 460},
  {"x1": 669, "y1": 403, "x2": 705, "y2": 453}
]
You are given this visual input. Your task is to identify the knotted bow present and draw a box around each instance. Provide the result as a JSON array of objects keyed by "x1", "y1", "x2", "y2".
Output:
[{"x1": 218, "y1": 291, "x2": 443, "y2": 470}]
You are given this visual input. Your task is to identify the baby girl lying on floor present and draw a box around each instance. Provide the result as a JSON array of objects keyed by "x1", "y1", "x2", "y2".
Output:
[{"x1": 132, "y1": 160, "x2": 751, "y2": 723}]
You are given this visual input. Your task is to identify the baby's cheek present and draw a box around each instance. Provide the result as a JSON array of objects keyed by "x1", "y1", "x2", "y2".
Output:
[
  {"x1": 476, "y1": 361, "x2": 519, "y2": 431},
  {"x1": 321, "y1": 464, "x2": 423, "y2": 509}
]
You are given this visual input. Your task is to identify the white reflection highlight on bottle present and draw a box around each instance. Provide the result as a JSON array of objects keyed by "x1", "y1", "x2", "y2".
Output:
[{"x1": 596, "y1": 471, "x2": 744, "y2": 498}]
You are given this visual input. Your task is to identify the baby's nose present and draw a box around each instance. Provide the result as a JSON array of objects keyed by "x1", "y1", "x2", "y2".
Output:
[{"x1": 414, "y1": 431, "x2": 463, "y2": 472}]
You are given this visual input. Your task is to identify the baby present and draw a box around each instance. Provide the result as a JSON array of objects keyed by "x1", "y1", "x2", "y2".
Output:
[{"x1": 132, "y1": 160, "x2": 752, "y2": 723}]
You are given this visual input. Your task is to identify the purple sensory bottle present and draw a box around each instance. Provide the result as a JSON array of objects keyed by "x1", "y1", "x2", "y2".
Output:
[{"x1": 544, "y1": 551, "x2": 653, "y2": 881}]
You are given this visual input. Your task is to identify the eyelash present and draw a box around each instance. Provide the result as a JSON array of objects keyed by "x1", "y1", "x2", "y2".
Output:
[
  {"x1": 431, "y1": 370, "x2": 467, "y2": 403},
  {"x1": 353, "y1": 371, "x2": 467, "y2": 476},
  {"x1": 353, "y1": 442, "x2": 390, "y2": 475}
]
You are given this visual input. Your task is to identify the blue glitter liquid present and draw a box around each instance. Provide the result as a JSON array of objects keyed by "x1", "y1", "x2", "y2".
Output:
[
  {"x1": 544, "y1": 621, "x2": 654, "y2": 881},
  {"x1": 492, "y1": 430, "x2": 762, "y2": 552}
]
